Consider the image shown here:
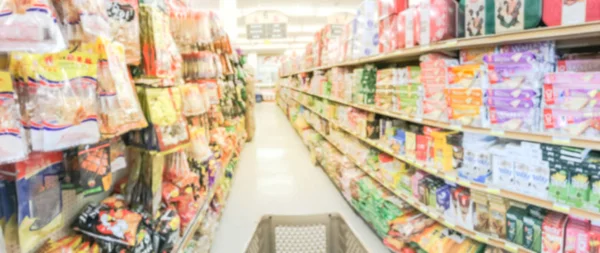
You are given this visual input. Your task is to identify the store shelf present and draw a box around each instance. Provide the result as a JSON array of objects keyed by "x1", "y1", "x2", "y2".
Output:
[
  {"x1": 293, "y1": 108, "x2": 534, "y2": 253},
  {"x1": 284, "y1": 86, "x2": 600, "y2": 150},
  {"x1": 288, "y1": 95, "x2": 600, "y2": 222},
  {"x1": 280, "y1": 22, "x2": 600, "y2": 77},
  {"x1": 174, "y1": 153, "x2": 237, "y2": 253}
]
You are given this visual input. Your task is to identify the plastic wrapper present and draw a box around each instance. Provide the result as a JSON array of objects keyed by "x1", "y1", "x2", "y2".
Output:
[
  {"x1": 154, "y1": 206, "x2": 181, "y2": 253},
  {"x1": 106, "y1": 0, "x2": 141, "y2": 65},
  {"x1": 109, "y1": 138, "x2": 126, "y2": 172},
  {"x1": 447, "y1": 64, "x2": 486, "y2": 88},
  {"x1": 73, "y1": 201, "x2": 143, "y2": 247},
  {"x1": 15, "y1": 152, "x2": 64, "y2": 253},
  {"x1": 543, "y1": 83, "x2": 600, "y2": 110},
  {"x1": 77, "y1": 141, "x2": 111, "y2": 196},
  {"x1": 543, "y1": 108, "x2": 600, "y2": 137},
  {"x1": 0, "y1": 71, "x2": 28, "y2": 164},
  {"x1": 39, "y1": 234, "x2": 83, "y2": 253},
  {"x1": 0, "y1": 164, "x2": 17, "y2": 250},
  {"x1": 137, "y1": 86, "x2": 180, "y2": 126},
  {"x1": 32, "y1": 52, "x2": 101, "y2": 151},
  {"x1": 0, "y1": 0, "x2": 66, "y2": 52},
  {"x1": 181, "y1": 84, "x2": 208, "y2": 116},
  {"x1": 557, "y1": 59, "x2": 600, "y2": 72},
  {"x1": 498, "y1": 41, "x2": 556, "y2": 63},
  {"x1": 82, "y1": 39, "x2": 147, "y2": 138},
  {"x1": 416, "y1": 0, "x2": 461, "y2": 45},
  {"x1": 163, "y1": 151, "x2": 195, "y2": 188},
  {"x1": 448, "y1": 103, "x2": 488, "y2": 127},
  {"x1": 489, "y1": 106, "x2": 539, "y2": 132},
  {"x1": 53, "y1": 0, "x2": 111, "y2": 42},
  {"x1": 139, "y1": 5, "x2": 179, "y2": 80},
  {"x1": 124, "y1": 121, "x2": 190, "y2": 152},
  {"x1": 182, "y1": 51, "x2": 220, "y2": 81},
  {"x1": 169, "y1": 9, "x2": 213, "y2": 47}
]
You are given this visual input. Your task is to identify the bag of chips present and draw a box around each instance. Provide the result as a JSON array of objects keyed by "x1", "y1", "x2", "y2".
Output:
[{"x1": 0, "y1": 70, "x2": 28, "y2": 164}]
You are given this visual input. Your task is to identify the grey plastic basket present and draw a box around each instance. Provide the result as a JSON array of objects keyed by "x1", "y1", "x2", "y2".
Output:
[{"x1": 245, "y1": 213, "x2": 369, "y2": 253}]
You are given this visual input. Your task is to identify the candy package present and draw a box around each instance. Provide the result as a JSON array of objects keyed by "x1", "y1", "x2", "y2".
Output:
[
  {"x1": 154, "y1": 206, "x2": 181, "y2": 252},
  {"x1": 124, "y1": 120, "x2": 190, "y2": 151},
  {"x1": 33, "y1": 52, "x2": 101, "y2": 151},
  {"x1": 182, "y1": 51, "x2": 221, "y2": 81},
  {"x1": 106, "y1": 0, "x2": 141, "y2": 65},
  {"x1": 139, "y1": 5, "x2": 180, "y2": 80},
  {"x1": 82, "y1": 38, "x2": 147, "y2": 138},
  {"x1": 137, "y1": 86, "x2": 180, "y2": 126},
  {"x1": 0, "y1": 0, "x2": 66, "y2": 52},
  {"x1": 15, "y1": 152, "x2": 64, "y2": 253},
  {"x1": 0, "y1": 70, "x2": 28, "y2": 164}
]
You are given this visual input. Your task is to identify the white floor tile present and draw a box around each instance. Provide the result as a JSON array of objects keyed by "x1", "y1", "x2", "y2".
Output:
[{"x1": 210, "y1": 103, "x2": 389, "y2": 253}]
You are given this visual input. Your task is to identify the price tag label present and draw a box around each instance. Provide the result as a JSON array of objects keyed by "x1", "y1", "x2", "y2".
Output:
[
  {"x1": 505, "y1": 243, "x2": 519, "y2": 253},
  {"x1": 444, "y1": 175, "x2": 456, "y2": 182},
  {"x1": 449, "y1": 124, "x2": 462, "y2": 130},
  {"x1": 475, "y1": 234, "x2": 489, "y2": 242},
  {"x1": 458, "y1": 179, "x2": 471, "y2": 186},
  {"x1": 552, "y1": 136, "x2": 571, "y2": 145},
  {"x1": 486, "y1": 188, "x2": 501, "y2": 194},
  {"x1": 445, "y1": 39, "x2": 458, "y2": 46},
  {"x1": 444, "y1": 222, "x2": 455, "y2": 229},
  {"x1": 490, "y1": 130, "x2": 505, "y2": 136},
  {"x1": 553, "y1": 203, "x2": 571, "y2": 213},
  {"x1": 412, "y1": 117, "x2": 423, "y2": 123}
]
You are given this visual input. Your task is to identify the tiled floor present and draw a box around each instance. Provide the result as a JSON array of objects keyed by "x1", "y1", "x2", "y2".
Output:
[{"x1": 210, "y1": 103, "x2": 388, "y2": 253}]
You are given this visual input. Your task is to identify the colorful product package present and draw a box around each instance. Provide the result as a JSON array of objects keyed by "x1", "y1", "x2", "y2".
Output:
[
  {"x1": 463, "y1": 0, "x2": 495, "y2": 37},
  {"x1": 139, "y1": 5, "x2": 180, "y2": 80},
  {"x1": 557, "y1": 59, "x2": 600, "y2": 72},
  {"x1": 397, "y1": 8, "x2": 418, "y2": 48},
  {"x1": 543, "y1": 108, "x2": 600, "y2": 137},
  {"x1": 82, "y1": 39, "x2": 147, "y2": 138},
  {"x1": 137, "y1": 86, "x2": 180, "y2": 125},
  {"x1": 378, "y1": 14, "x2": 399, "y2": 53},
  {"x1": 15, "y1": 152, "x2": 64, "y2": 253},
  {"x1": 0, "y1": 70, "x2": 28, "y2": 164},
  {"x1": 506, "y1": 205, "x2": 526, "y2": 245},
  {"x1": 472, "y1": 190, "x2": 490, "y2": 234},
  {"x1": 493, "y1": 0, "x2": 542, "y2": 34},
  {"x1": 0, "y1": 0, "x2": 66, "y2": 52},
  {"x1": 448, "y1": 103, "x2": 488, "y2": 127},
  {"x1": 542, "y1": 83, "x2": 600, "y2": 110},
  {"x1": 0, "y1": 165, "x2": 17, "y2": 250},
  {"x1": 499, "y1": 41, "x2": 556, "y2": 63},
  {"x1": 541, "y1": 213, "x2": 567, "y2": 253},
  {"x1": 106, "y1": 0, "x2": 141, "y2": 65},
  {"x1": 181, "y1": 84, "x2": 208, "y2": 116},
  {"x1": 489, "y1": 106, "x2": 540, "y2": 132},
  {"x1": 109, "y1": 138, "x2": 127, "y2": 172},
  {"x1": 124, "y1": 120, "x2": 190, "y2": 152},
  {"x1": 416, "y1": 0, "x2": 461, "y2": 45},
  {"x1": 542, "y1": 0, "x2": 600, "y2": 27},
  {"x1": 523, "y1": 214, "x2": 543, "y2": 252},
  {"x1": 459, "y1": 47, "x2": 497, "y2": 64},
  {"x1": 77, "y1": 141, "x2": 112, "y2": 196},
  {"x1": 448, "y1": 64, "x2": 486, "y2": 88},
  {"x1": 488, "y1": 194, "x2": 508, "y2": 238},
  {"x1": 378, "y1": 0, "x2": 408, "y2": 19}
]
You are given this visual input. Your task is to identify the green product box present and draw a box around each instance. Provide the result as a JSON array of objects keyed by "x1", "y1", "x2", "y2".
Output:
[
  {"x1": 549, "y1": 165, "x2": 569, "y2": 204},
  {"x1": 506, "y1": 206, "x2": 526, "y2": 245},
  {"x1": 523, "y1": 215, "x2": 542, "y2": 253},
  {"x1": 587, "y1": 174, "x2": 600, "y2": 212},
  {"x1": 568, "y1": 168, "x2": 590, "y2": 208}
]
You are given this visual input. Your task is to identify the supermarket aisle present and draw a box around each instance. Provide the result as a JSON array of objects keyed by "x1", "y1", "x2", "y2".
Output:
[{"x1": 211, "y1": 103, "x2": 389, "y2": 253}]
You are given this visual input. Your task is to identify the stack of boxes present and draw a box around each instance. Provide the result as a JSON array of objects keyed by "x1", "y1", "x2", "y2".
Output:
[
  {"x1": 420, "y1": 55, "x2": 458, "y2": 121},
  {"x1": 375, "y1": 68, "x2": 396, "y2": 110},
  {"x1": 377, "y1": 0, "x2": 407, "y2": 53},
  {"x1": 395, "y1": 66, "x2": 422, "y2": 117},
  {"x1": 352, "y1": 65, "x2": 378, "y2": 106},
  {"x1": 352, "y1": 0, "x2": 380, "y2": 59},
  {"x1": 446, "y1": 64, "x2": 488, "y2": 127}
]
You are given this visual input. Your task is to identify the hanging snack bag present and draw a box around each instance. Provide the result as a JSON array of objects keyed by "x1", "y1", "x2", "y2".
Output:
[
  {"x1": 109, "y1": 138, "x2": 127, "y2": 172},
  {"x1": 181, "y1": 84, "x2": 207, "y2": 116},
  {"x1": 78, "y1": 141, "x2": 111, "y2": 196},
  {"x1": 154, "y1": 206, "x2": 181, "y2": 253},
  {"x1": 15, "y1": 152, "x2": 64, "y2": 253},
  {"x1": 55, "y1": 0, "x2": 111, "y2": 42},
  {"x1": 0, "y1": 0, "x2": 66, "y2": 52},
  {"x1": 73, "y1": 202, "x2": 143, "y2": 247},
  {"x1": 106, "y1": 0, "x2": 141, "y2": 65},
  {"x1": 0, "y1": 165, "x2": 17, "y2": 250},
  {"x1": 0, "y1": 71, "x2": 28, "y2": 164},
  {"x1": 82, "y1": 38, "x2": 147, "y2": 138},
  {"x1": 139, "y1": 5, "x2": 178, "y2": 80},
  {"x1": 34, "y1": 52, "x2": 101, "y2": 151}
]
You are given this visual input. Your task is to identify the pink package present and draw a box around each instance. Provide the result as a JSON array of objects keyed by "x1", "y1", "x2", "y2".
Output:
[
  {"x1": 411, "y1": 171, "x2": 427, "y2": 199},
  {"x1": 415, "y1": 0, "x2": 460, "y2": 45},
  {"x1": 489, "y1": 106, "x2": 540, "y2": 132},
  {"x1": 420, "y1": 58, "x2": 459, "y2": 69},
  {"x1": 397, "y1": 8, "x2": 418, "y2": 48},
  {"x1": 543, "y1": 108, "x2": 600, "y2": 137},
  {"x1": 488, "y1": 88, "x2": 540, "y2": 99},
  {"x1": 379, "y1": 14, "x2": 399, "y2": 53},
  {"x1": 423, "y1": 84, "x2": 447, "y2": 100},
  {"x1": 378, "y1": 0, "x2": 408, "y2": 19},
  {"x1": 543, "y1": 83, "x2": 600, "y2": 109},
  {"x1": 545, "y1": 72, "x2": 600, "y2": 84},
  {"x1": 423, "y1": 99, "x2": 449, "y2": 121},
  {"x1": 542, "y1": 0, "x2": 600, "y2": 27},
  {"x1": 564, "y1": 219, "x2": 590, "y2": 253},
  {"x1": 557, "y1": 59, "x2": 600, "y2": 72}
]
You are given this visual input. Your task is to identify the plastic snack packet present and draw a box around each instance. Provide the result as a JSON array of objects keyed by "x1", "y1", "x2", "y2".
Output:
[
  {"x1": 0, "y1": 71, "x2": 28, "y2": 164},
  {"x1": 78, "y1": 141, "x2": 111, "y2": 196},
  {"x1": 106, "y1": 0, "x2": 141, "y2": 65},
  {"x1": 34, "y1": 52, "x2": 101, "y2": 151},
  {"x1": 181, "y1": 84, "x2": 206, "y2": 116},
  {"x1": 0, "y1": 0, "x2": 66, "y2": 52},
  {"x1": 73, "y1": 203, "x2": 143, "y2": 247},
  {"x1": 82, "y1": 38, "x2": 147, "y2": 138},
  {"x1": 15, "y1": 152, "x2": 64, "y2": 253},
  {"x1": 53, "y1": 0, "x2": 111, "y2": 42}
]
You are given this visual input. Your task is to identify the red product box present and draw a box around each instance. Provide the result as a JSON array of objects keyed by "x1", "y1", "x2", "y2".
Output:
[
  {"x1": 378, "y1": 0, "x2": 408, "y2": 19},
  {"x1": 415, "y1": 0, "x2": 460, "y2": 45},
  {"x1": 397, "y1": 8, "x2": 418, "y2": 49},
  {"x1": 379, "y1": 14, "x2": 399, "y2": 53},
  {"x1": 416, "y1": 134, "x2": 428, "y2": 162}
]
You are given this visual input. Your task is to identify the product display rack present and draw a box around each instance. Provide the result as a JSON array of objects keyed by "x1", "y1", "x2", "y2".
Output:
[
  {"x1": 284, "y1": 86, "x2": 600, "y2": 149},
  {"x1": 284, "y1": 88, "x2": 600, "y2": 221},
  {"x1": 280, "y1": 22, "x2": 600, "y2": 78}
]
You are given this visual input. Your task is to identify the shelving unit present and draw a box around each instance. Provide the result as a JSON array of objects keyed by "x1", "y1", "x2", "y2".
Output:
[
  {"x1": 284, "y1": 89, "x2": 600, "y2": 222},
  {"x1": 280, "y1": 22, "x2": 600, "y2": 78}
]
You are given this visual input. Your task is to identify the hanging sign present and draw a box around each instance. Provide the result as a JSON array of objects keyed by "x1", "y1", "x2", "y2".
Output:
[{"x1": 245, "y1": 10, "x2": 288, "y2": 40}]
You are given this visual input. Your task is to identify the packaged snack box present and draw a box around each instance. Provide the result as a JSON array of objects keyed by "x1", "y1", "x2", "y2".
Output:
[
  {"x1": 507, "y1": 205, "x2": 527, "y2": 245},
  {"x1": 542, "y1": 0, "x2": 600, "y2": 27},
  {"x1": 416, "y1": 0, "x2": 462, "y2": 45},
  {"x1": 493, "y1": 0, "x2": 542, "y2": 34},
  {"x1": 463, "y1": 0, "x2": 495, "y2": 37}
]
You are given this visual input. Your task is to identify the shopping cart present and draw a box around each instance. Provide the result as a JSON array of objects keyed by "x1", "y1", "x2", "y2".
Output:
[{"x1": 245, "y1": 213, "x2": 369, "y2": 253}]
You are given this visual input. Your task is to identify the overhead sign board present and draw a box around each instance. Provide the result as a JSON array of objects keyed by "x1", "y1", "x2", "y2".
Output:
[{"x1": 245, "y1": 10, "x2": 288, "y2": 40}]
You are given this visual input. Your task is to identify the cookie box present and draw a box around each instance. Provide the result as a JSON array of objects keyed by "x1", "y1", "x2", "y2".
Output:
[
  {"x1": 491, "y1": 143, "x2": 517, "y2": 189},
  {"x1": 557, "y1": 59, "x2": 600, "y2": 72},
  {"x1": 487, "y1": 97, "x2": 539, "y2": 108},
  {"x1": 378, "y1": 0, "x2": 408, "y2": 19},
  {"x1": 398, "y1": 66, "x2": 422, "y2": 84},
  {"x1": 494, "y1": 0, "x2": 542, "y2": 34},
  {"x1": 507, "y1": 205, "x2": 527, "y2": 245},
  {"x1": 541, "y1": 213, "x2": 568, "y2": 253},
  {"x1": 489, "y1": 106, "x2": 540, "y2": 132},
  {"x1": 486, "y1": 63, "x2": 546, "y2": 89},
  {"x1": 543, "y1": 84, "x2": 600, "y2": 109},
  {"x1": 523, "y1": 214, "x2": 543, "y2": 252},
  {"x1": 448, "y1": 103, "x2": 489, "y2": 127},
  {"x1": 499, "y1": 41, "x2": 556, "y2": 63},
  {"x1": 448, "y1": 64, "x2": 487, "y2": 88},
  {"x1": 543, "y1": 108, "x2": 600, "y2": 137},
  {"x1": 463, "y1": 0, "x2": 495, "y2": 37},
  {"x1": 423, "y1": 85, "x2": 447, "y2": 101},
  {"x1": 416, "y1": 0, "x2": 462, "y2": 45},
  {"x1": 423, "y1": 99, "x2": 449, "y2": 121},
  {"x1": 488, "y1": 87, "x2": 540, "y2": 99},
  {"x1": 397, "y1": 8, "x2": 418, "y2": 48},
  {"x1": 567, "y1": 167, "x2": 590, "y2": 208},
  {"x1": 542, "y1": 0, "x2": 600, "y2": 27},
  {"x1": 460, "y1": 47, "x2": 497, "y2": 64}
]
